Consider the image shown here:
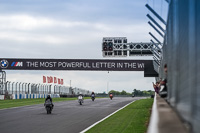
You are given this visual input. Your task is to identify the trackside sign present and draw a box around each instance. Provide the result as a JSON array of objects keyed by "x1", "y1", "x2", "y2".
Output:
[
  {"x1": 0, "y1": 58, "x2": 158, "y2": 77},
  {"x1": 0, "y1": 58, "x2": 153, "y2": 71}
]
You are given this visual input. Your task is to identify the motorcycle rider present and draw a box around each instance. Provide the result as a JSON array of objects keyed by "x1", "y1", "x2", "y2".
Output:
[
  {"x1": 91, "y1": 92, "x2": 95, "y2": 101},
  {"x1": 78, "y1": 93, "x2": 84, "y2": 103},
  {"x1": 109, "y1": 92, "x2": 113, "y2": 99},
  {"x1": 78, "y1": 93, "x2": 84, "y2": 99},
  {"x1": 91, "y1": 92, "x2": 95, "y2": 98},
  {"x1": 45, "y1": 95, "x2": 54, "y2": 108}
]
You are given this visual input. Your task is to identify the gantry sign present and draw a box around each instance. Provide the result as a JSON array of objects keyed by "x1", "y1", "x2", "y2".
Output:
[
  {"x1": 101, "y1": 37, "x2": 162, "y2": 74},
  {"x1": 101, "y1": 37, "x2": 159, "y2": 57},
  {"x1": 0, "y1": 58, "x2": 158, "y2": 77}
]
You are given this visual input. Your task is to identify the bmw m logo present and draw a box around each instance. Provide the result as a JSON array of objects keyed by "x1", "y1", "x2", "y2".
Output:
[{"x1": 0, "y1": 60, "x2": 9, "y2": 68}]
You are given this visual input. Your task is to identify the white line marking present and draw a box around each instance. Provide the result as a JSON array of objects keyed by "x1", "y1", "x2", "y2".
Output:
[
  {"x1": 147, "y1": 93, "x2": 158, "y2": 133},
  {"x1": 0, "y1": 104, "x2": 40, "y2": 111},
  {"x1": 80, "y1": 100, "x2": 136, "y2": 133}
]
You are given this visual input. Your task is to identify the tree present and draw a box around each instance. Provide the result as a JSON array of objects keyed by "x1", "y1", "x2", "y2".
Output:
[
  {"x1": 133, "y1": 89, "x2": 154, "y2": 97},
  {"x1": 133, "y1": 89, "x2": 138, "y2": 96},
  {"x1": 121, "y1": 90, "x2": 127, "y2": 95}
]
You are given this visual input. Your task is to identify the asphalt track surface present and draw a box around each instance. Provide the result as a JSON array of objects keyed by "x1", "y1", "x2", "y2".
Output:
[{"x1": 0, "y1": 97, "x2": 144, "y2": 133}]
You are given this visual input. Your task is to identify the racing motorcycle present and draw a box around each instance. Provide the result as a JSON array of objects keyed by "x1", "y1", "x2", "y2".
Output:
[
  {"x1": 91, "y1": 94, "x2": 95, "y2": 101},
  {"x1": 109, "y1": 93, "x2": 113, "y2": 100},
  {"x1": 44, "y1": 99, "x2": 53, "y2": 114},
  {"x1": 78, "y1": 95, "x2": 84, "y2": 105}
]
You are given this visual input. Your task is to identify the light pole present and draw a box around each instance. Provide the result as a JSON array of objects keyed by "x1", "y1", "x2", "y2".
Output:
[
  {"x1": 49, "y1": 85, "x2": 52, "y2": 94},
  {"x1": 107, "y1": 71, "x2": 110, "y2": 94},
  {"x1": 6, "y1": 81, "x2": 11, "y2": 94},
  {"x1": 107, "y1": 81, "x2": 109, "y2": 94},
  {"x1": 28, "y1": 83, "x2": 30, "y2": 94},
  {"x1": 5, "y1": 81, "x2": 9, "y2": 94},
  {"x1": 42, "y1": 84, "x2": 44, "y2": 94},
  {"x1": 59, "y1": 86, "x2": 61, "y2": 95},
  {"x1": 12, "y1": 82, "x2": 15, "y2": 94},
  {"x1": 38, "y1": 84, "x2": 40, "y2": 94},
  {"x1": 22, "y1": 83, "x2": 25, "y2": 94},
  {"x1": 15, "y1": 82, "x2": 18, "y2": 94},
  {"x1": 54, "y1": 85, "x2": 56, "y2": 94},
  {"x1": 19, "y1": 82, "x2": 22, "y2": 94}
]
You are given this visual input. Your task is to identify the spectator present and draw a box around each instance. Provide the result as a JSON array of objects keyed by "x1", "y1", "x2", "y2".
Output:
[
  {"x1": 153, "y1": 82, "x2": 160, "y2": 94},
  {"x1": 159, "y1": 64, "x2": 168, "y2": 98}
]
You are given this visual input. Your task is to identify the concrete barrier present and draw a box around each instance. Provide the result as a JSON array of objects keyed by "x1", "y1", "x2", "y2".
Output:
[
  {"x1": 19, "y1": 94, "x2": 22, "y2": 99},
  {"x1": 0, "y1": 95, "x2": 5, "y2": 100},
  {"x1": 147, "y1": 93, "x2": 189, "y2": 133},
  {"x1": 3, "y1": 94, "x2": 60, "y2": 100},
  {"x1": 11, "y1": 94, "x2": 15, "y2": 99},
  {"x1": 22, "y1": 94, "x2": 24, "y2": 99},
  {"x1": 51, "y1": 94, "x2": 60, "y2": 98}
]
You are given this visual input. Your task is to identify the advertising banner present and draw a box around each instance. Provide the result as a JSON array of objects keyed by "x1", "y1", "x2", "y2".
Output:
[
  {"x1": 0, "y1": 58, "x2": 158, "y2": 77},
  {"x1": 0, "y1": 58, "x2": 151, "y2": 71}
]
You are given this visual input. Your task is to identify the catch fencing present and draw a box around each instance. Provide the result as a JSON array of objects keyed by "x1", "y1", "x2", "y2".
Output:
[
  {"x1": 2, "y1": 81, "x2": 92, "y2": 99},
  {"x1": 158, "y1": 1, "x2": 200, "y2": 133}
]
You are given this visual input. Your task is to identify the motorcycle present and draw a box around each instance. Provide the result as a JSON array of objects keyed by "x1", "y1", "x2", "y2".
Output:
[
  {"x1": 91, "y1": 94, "x2": 95, "y2": 101},
  {"x1": 78, "y1": 95, "x2": 84, "y2": 105},
  {"x1": 109, "y1": 94, "x2": 113, "y2": 100},
  {"x1": 44, "y1": 99, "x2": 53, "y2": 114}
]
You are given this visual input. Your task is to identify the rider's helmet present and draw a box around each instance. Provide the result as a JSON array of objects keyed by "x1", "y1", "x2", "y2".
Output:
[
  {"x1": 92, "y1": 91, "x2": 94, "y2": 94},
  {"x1": 47, "y1": 95, "x2": 50, "y2": 99}
]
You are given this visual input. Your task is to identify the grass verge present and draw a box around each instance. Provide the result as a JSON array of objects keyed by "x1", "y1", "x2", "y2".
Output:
[
  {"x1": 86, "y1": 98, "x2": 153, "y2": 133},
  {"x1": 0, "y1": 97, "x2": 93, "y2": 109}
]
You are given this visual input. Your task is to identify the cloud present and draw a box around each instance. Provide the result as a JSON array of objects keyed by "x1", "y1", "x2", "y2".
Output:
[
  {"x1": 0, "y1": 14, "x2": 152, "y2": 60},
  {"x1": 0, "y1": 14, "x2": 151, "y2": 45},
  {"x1": 0, "y1": 0, "x2": 159, "y2": 93}
]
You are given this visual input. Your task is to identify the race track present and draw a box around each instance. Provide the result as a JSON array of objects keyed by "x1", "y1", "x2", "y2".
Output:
[{"x1": 0, "y1": 97, "x2": 144, "y2": 133}]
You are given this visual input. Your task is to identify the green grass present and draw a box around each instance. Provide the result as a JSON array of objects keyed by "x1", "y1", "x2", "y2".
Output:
[
  {"x1": 86, "y1": 98, "x2": 153, "y2": 133},
  {"x1": 0, "y1": 97, "x2": 92, "y2": 109}
]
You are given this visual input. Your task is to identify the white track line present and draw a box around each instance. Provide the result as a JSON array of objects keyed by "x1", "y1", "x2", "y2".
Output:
[
  {"x1": 147, "y1": 93, "x2": 158, "y2": 133},
  {"x1": 80, "y1": 100, "x2": 136, "y2": 133},
  {"x1": 0, "y1": 104, "x2": 38, "y2": 111}
]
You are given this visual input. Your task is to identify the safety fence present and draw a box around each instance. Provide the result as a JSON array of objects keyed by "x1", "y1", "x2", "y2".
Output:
[
  {"x1": 157, "y1": 1, "x2": 200, "y2": 133},
  {"x1": 1, "y1": 81, "x2": 92, "y2": 99},
  {"x1": 11, "y1": 94, "x2": 60, "y2": 99}
]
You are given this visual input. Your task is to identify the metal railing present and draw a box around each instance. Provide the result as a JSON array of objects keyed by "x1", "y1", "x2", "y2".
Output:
[
  {"x1": 3, "y1": 81, "x2": 92, "y2": 96},
  {"x1": 156, "y1": 1, "x2": 200, "y2": 133}
]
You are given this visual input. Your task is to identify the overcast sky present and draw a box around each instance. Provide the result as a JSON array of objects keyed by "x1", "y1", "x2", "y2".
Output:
[{"x1": 0, "y1": 0, "x2": 168, "y2": 93}]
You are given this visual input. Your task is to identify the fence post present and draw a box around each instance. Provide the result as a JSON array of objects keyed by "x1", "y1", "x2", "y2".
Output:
[{"x1": 12, "y1": 82, "x2": 14, "y2": 94}]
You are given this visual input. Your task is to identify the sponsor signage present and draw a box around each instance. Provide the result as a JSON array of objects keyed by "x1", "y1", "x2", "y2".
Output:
[
  {"x1": 11, "y1": 62, "x2": 23, "y2": 67},
  {"x1": 0, "y1": 60, "x2": 9, "y2": 68},
  {"x1": 0, "y1": 58, "x2": 158, "y2": 77},
  {"x1": 0, "y1": 58, "x2": 150, "y2": 71}
]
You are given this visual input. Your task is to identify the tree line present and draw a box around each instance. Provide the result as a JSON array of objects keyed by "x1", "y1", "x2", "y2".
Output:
[
  {"x1": 108, "y1": 89, "x2": 154, "y2": 97},
  {"x1": 109, "y1": 90, "x2": 131, "y2": 95},
  {"x1": 133, "y1": 89, "x2": 154, "y2": 96}
]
